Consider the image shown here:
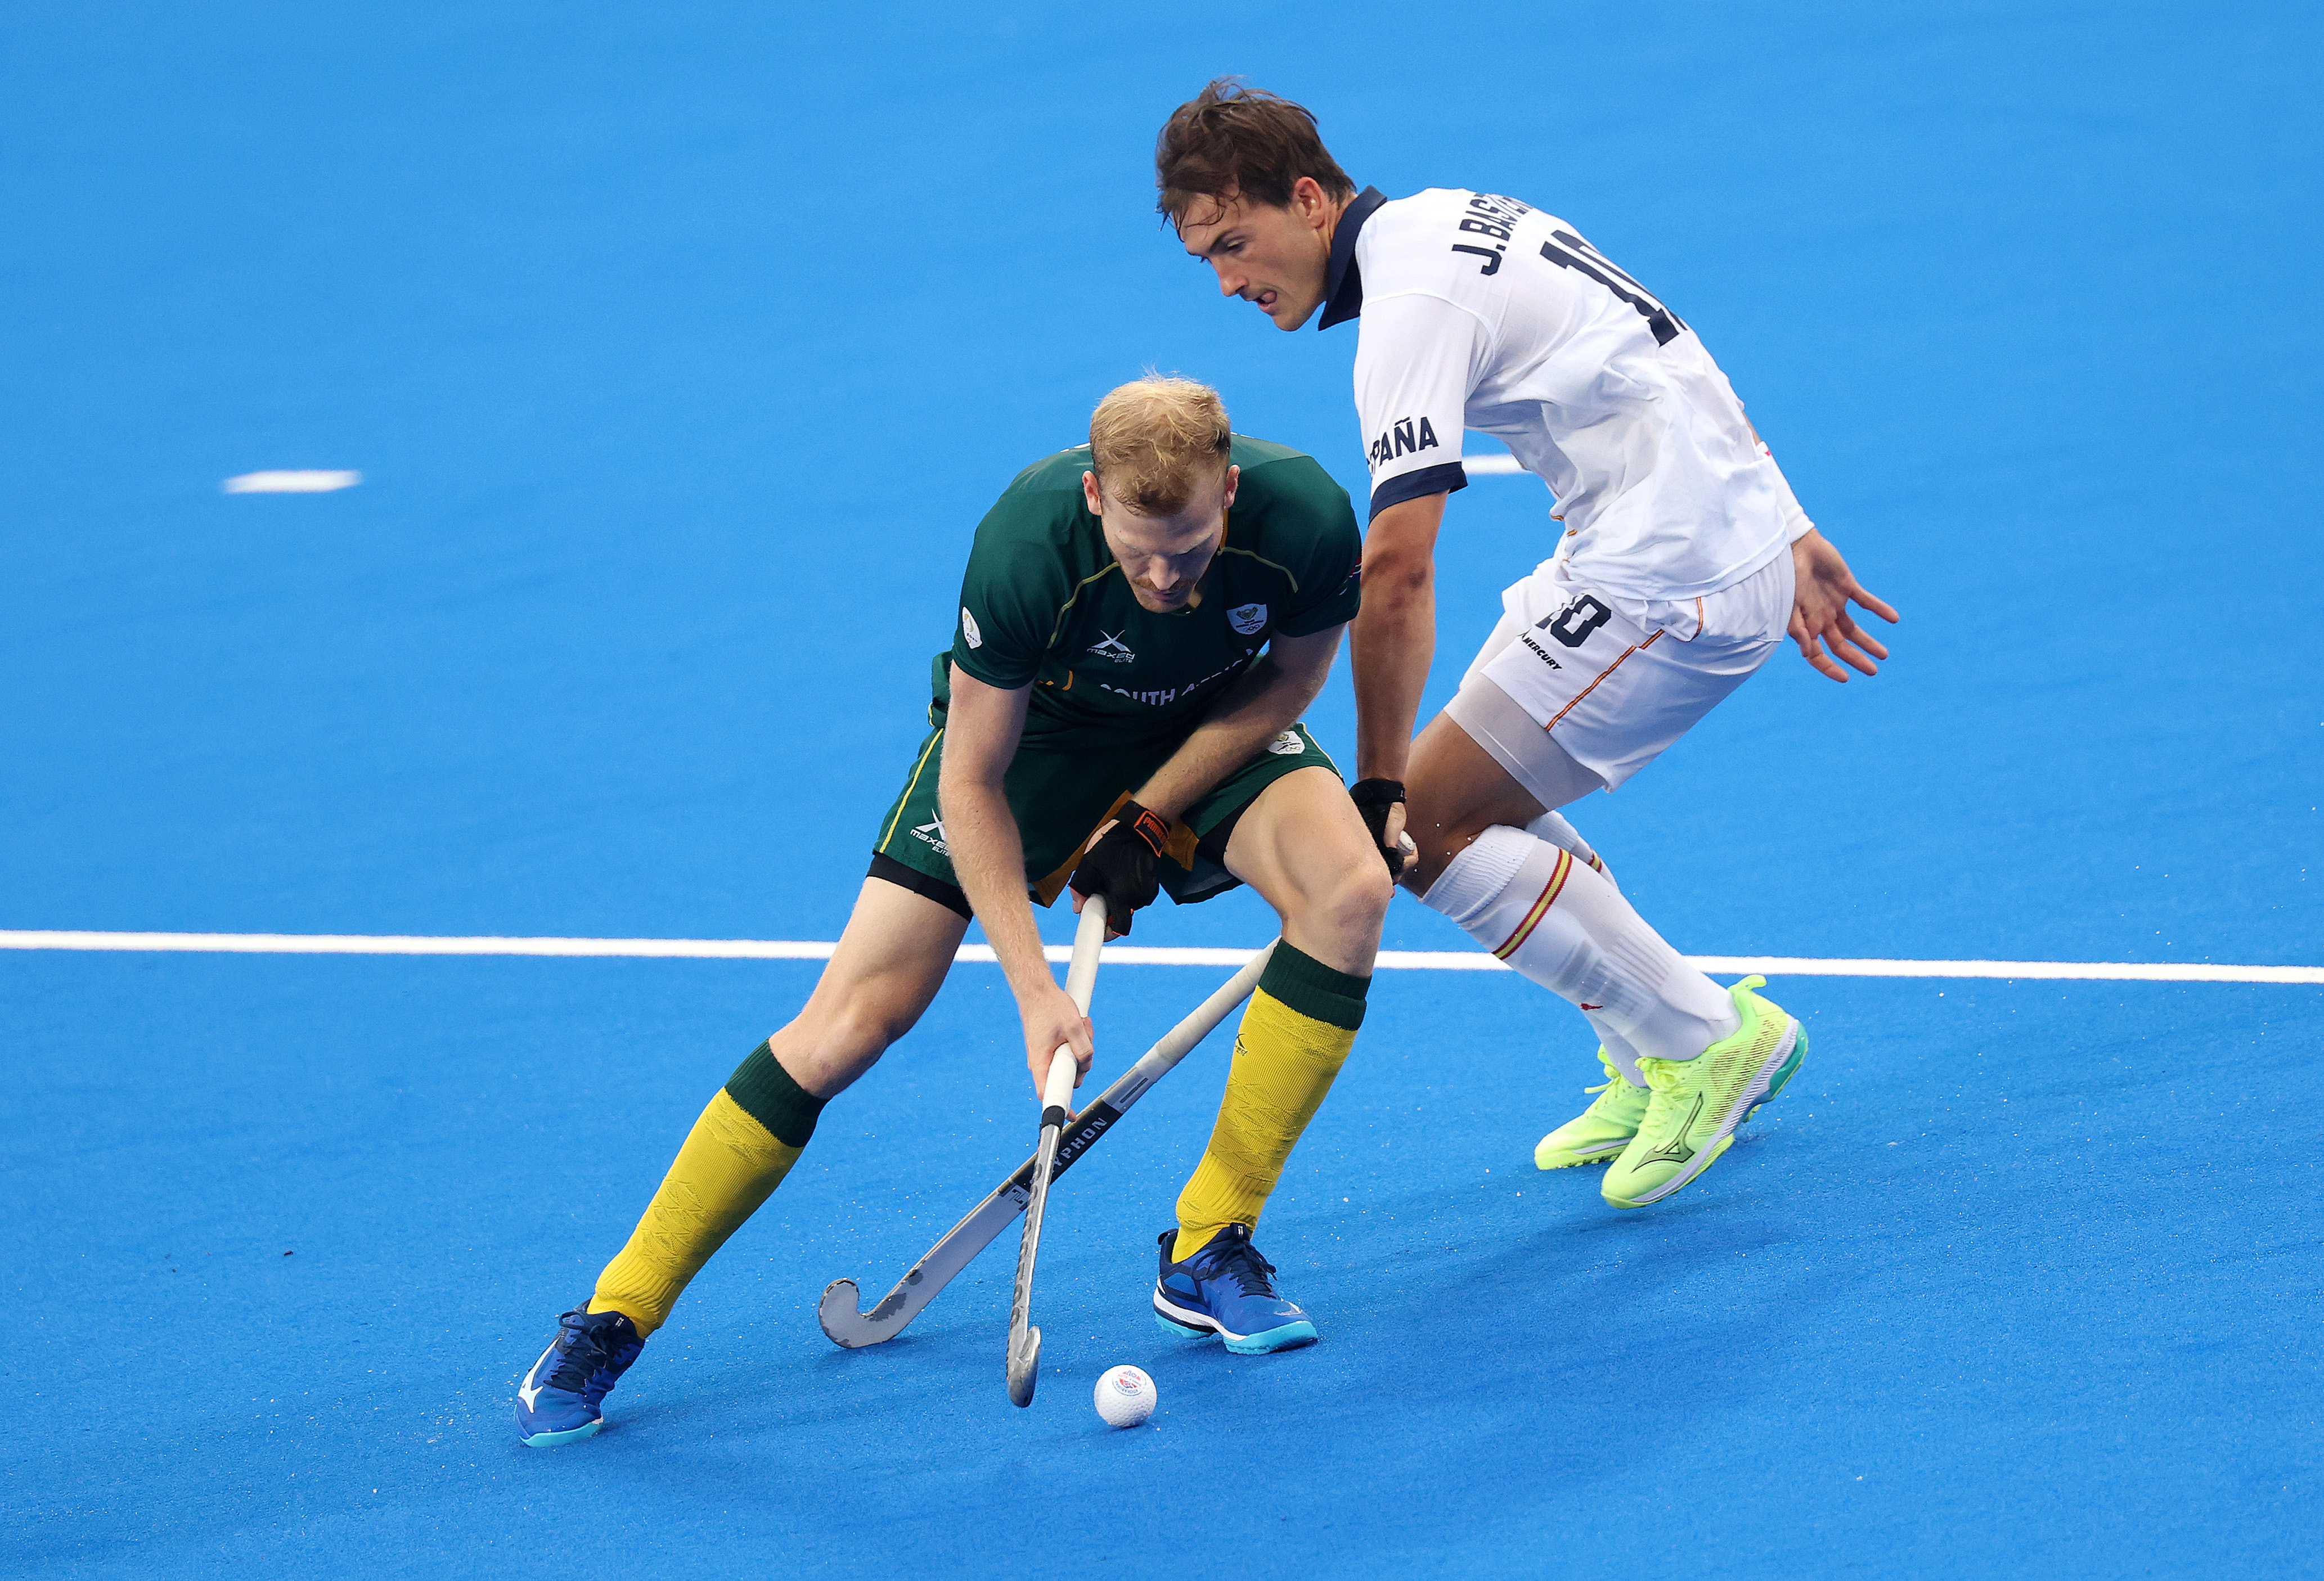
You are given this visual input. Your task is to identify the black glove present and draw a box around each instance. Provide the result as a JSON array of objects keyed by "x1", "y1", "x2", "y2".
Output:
[
  {"x1": 1348, "y1": 778, "x2": 1409, "y2": 879},
  {"x1": 1069, "y1": 800, "x2": 1171, "y2": 936}
]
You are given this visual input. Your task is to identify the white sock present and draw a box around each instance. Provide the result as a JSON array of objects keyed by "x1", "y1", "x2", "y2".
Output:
[
  {"x1": 1523, "y1": 809, "x2": 1616, "y2": 892},
  {"x1": 1585, "y1": 1014, "x2": 1647, "y2": 1087},
  {"x1": 1422, "y1": 826, "x2": 1739, "y2": 1062},
  {"x1": 1521, "y1": 814, "x2": 1635, "y2": 1076}
]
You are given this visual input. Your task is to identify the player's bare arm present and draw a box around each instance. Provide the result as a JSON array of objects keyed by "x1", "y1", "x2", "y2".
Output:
[
  {"x1": 1347, "y1": 491, "x2": 1446, "y2": 855},
  {"x1": 938, "y1": 663, "x2": 1096, "y2": 1091},
  {"x1": 1127, "y1": 624, "x2": 1343, "y2": 820}
]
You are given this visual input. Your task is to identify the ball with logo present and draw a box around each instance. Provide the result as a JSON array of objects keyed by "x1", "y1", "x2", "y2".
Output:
[{"x1": 1093, "y1": 1364, "x2": 1157, "y2": 1428}]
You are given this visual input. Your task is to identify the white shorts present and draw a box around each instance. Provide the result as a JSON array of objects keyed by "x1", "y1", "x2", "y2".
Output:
[{"x1": 1443, "y1": 547, "x2": 1793, "y2": 801}]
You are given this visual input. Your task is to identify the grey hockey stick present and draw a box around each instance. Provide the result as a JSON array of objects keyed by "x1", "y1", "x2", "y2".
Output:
[
  {"x1": 818, "y1": 938, "x2": 1275, "y2": 1351},
  {"x1": 1005, "y1": 895, "x2": 1107, "y2": 1407}
]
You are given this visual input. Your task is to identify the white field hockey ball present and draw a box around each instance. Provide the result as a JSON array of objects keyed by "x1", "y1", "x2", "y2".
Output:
[{"x1": 1094, "y1": 1364, "x2": 1156, "y2": 1428}]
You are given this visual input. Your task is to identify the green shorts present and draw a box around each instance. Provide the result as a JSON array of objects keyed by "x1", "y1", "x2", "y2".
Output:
[{"x1": 869, "y1": 715, "x2": 1341, "y2": 917}]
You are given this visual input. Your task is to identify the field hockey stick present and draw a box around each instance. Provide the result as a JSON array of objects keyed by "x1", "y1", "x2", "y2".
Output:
[
  {"x1": 1004, "y1": 894, "x2": 1109, "y2": 1407},
  {"x1": 819, "y1": 939, "x2": 1278, "y2": 1350}
]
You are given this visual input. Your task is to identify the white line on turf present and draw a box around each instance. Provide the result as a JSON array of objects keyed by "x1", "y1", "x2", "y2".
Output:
[
  {"x1": 1462, "y1": 453, "x2": 1528, "y2": 475},
  {"x1": 222, "y1": 470, "x2": 362, "y2": 494},
  {"x1": 0, "y1": 930, "x2": 2317, "y2": 984}
]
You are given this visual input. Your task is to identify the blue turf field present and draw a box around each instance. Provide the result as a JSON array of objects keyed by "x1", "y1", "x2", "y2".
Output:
[{"x1": 5, "y1": 3, "x2": 2321, "y2": 1577}]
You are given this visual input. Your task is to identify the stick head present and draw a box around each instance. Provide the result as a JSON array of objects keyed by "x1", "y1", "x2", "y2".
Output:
[
  {"x1": 1007, "y1": 1326, "x2": 1042, "y2": 1407},
  {"x1": 817, "y1": 1278, "x2": 894, "y2": 1349}
]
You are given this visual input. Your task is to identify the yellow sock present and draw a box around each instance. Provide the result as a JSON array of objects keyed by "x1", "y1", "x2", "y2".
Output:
[
  {"x1": 588, "y1": 1039, "x2": 825, "y2": 1334},
  {"x1": 1174, "y1": 942, "x2": 1368, "y2": 1262}
]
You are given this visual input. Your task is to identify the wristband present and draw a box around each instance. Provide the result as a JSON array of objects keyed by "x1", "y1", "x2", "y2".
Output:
[
  {"x1": 1125, "y1": 803, "x2": 1170, "y2": 856},
  {"x1": 1348, "y1": 779, "x2": 1409, "y2": 879},
  {"x1": 1068, "y1": 800, "x2": 1170, "y2": 936}
]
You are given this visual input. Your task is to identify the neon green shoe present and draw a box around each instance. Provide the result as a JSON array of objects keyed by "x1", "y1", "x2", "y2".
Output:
[
  {"x1": 1602, "y1": 977, "x2": 1805, "y2": 1209},
  {"x1": 1534, "y1": 1051, "x2": 1651, "y2": 1169}
]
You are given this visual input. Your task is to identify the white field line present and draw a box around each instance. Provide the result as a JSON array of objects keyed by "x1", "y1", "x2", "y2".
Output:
[
  {"x1": 1463, "y1": 453, "x2": 1529, "y2": 475},
  {"x1": 222, "y1": 470, "x2": 361, "y2": 494},
  {"x1": 0, "y1": 930, "x2": 2318, "y2": 984}
]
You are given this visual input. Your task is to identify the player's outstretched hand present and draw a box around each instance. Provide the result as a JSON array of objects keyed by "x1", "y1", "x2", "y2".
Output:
[
  {"x1": 1788, "y1": 528, "x2": 1900, "y2": 682},
  {"x1": 1069, "y1": 802, "x2": 1168, "y2": 938},
  {"x1": 1018, "y1": 979, "x2": 1094, "y2": 1093}
]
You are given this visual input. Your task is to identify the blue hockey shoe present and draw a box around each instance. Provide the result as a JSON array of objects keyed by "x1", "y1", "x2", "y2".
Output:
[
  {"x1": 1152, "y1": 1224, "x2": 1318, "y2": 1354},
  {"x1": 515, "y1": 1307, "x2": 644, "y2": 1446}
]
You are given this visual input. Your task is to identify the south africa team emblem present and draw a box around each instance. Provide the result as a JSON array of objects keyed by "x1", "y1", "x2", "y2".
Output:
[{"x1": 1228, "y1": 602, "x2": 1267, "y2": 635}]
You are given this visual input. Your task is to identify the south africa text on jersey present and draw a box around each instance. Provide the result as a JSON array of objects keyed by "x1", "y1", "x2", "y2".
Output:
[{"x1": 1093, "y1": 650, "x2": 1257, "y2": 708}]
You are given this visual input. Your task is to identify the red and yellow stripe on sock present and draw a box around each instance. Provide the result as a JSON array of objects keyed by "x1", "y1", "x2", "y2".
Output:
[{"x1": 1493, "y1": 848, "x2": 1573, "y2": 961}]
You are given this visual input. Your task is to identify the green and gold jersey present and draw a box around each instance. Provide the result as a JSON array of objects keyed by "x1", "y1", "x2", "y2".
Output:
[{"x1": 941, "y1": 436, "x2": 1362, "y2": 749}]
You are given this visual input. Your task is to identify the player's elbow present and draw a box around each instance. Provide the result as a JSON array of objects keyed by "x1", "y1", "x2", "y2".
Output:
[
  {"x1": 1359, "y1": 546, "x2": 1433, "y2": 603},
  {"x1": 936, "y1": 758, "x2": 1002, "y2": 813}
]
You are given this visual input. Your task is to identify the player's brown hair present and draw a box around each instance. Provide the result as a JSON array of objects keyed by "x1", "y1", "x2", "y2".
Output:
[
  {"x1": 1088, "y1": 376, "x2": 1233, "y2": 517},
  {"x1": 1154, "y1": 78, "x2": 1355, "y2": 224}
]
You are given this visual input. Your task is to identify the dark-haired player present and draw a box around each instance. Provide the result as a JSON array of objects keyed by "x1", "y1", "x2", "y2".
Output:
[
  {"x1": 514, "y1": 376, "x2": 1390, "y2": 1445},
  {"x1": 1154, "y1": 82, "x2": 1900, "y2": 1210}
]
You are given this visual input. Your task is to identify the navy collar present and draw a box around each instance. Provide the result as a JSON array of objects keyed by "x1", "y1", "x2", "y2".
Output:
[{"x1": 1317, "y1": 186, "x2": 1387, "y2": 331}]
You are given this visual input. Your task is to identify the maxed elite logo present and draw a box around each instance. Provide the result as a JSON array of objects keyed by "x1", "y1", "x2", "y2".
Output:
[
  {"x1": 1367, "y1": 416, "x2": 1442, "y2": 472},
  {"x1": 1085, "y1": 630, "x2": 1135, "y2": 663},
  {"x1": 910, "y1": 819, "x2": 950, "y2": 855},
  {"x1": 1227, "y1": 602, "x2": 1267, "y2": 635}
]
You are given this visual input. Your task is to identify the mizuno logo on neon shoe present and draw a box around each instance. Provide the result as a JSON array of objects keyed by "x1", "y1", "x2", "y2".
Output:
[{"x1": 1640, "y1": 1092, "x2": 1704, "y2": 1165}]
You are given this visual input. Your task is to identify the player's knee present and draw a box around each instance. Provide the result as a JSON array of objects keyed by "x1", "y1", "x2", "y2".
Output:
[
  {"x1": 1316, "y1": 849, "x2": 1393, "y2": 940},
  {"x1": 817, "y1": 998, "x2": 920, "y2": 1062}
]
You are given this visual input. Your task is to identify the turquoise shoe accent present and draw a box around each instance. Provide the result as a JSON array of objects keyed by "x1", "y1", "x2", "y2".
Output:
[{"x1": 1751, "y1": 1025, "x2": 1808, "y2": 1121}]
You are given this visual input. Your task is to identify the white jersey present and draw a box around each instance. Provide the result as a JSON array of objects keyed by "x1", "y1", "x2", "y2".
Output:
[{"x1": 1320, "y1": 187, "x2": 1813, "y2": 603}]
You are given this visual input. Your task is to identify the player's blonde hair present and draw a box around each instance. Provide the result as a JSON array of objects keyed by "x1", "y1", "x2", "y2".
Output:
[{"x1": 1088, "y1": 375, "x2": 1233, "y2": 517}]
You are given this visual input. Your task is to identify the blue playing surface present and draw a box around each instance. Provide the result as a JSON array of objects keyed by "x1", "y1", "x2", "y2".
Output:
[{"x1": 5, "y1": 3, "x2": 2320, "y2": 1577}]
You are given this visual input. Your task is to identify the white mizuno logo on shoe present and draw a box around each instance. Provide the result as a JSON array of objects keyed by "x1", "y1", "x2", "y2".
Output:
[{"x1": 519, "y1": 1341, "x2": 557, "y2": 1412}]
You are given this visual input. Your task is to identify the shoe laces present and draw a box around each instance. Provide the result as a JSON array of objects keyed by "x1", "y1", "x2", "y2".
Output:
[
  {"x1": 1642, "y1": 1058, "x2": 1689, "y2": 1096},
  {"x1": 1585, "y1": 1051, "x2": 1642, "y2": 1108},
  {"x1": 546, "y1": 1309, "x2": 635, "y2": 1395},
  {"x1": 1203, "y1": 1238, "x2": 1282, "y2": 1299}
]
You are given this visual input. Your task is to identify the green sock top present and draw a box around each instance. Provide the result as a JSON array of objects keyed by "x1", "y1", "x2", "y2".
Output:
[
  {"x1": 1257, "y1": 940, "x2": 1371, "y2": 1032},
  {"x1": 723, "y1": 1040, "x2": 828, "y2": 1147}
]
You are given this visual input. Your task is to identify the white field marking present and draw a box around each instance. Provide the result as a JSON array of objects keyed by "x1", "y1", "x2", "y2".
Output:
[
  {"x1": 1462, "y1": 454, "x2": 1528, "y2": 476},
  {"x1": 0, "y1": 930, "x2": 2318, "y2": 984},
  {"x1": 223, "y1": 470, "x2": 362, "y2": 494}
]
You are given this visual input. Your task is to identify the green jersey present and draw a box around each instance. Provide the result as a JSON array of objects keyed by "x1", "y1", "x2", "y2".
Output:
[{"x1": 942, "y1": 436, "x2": 1363, "y2": 749}]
